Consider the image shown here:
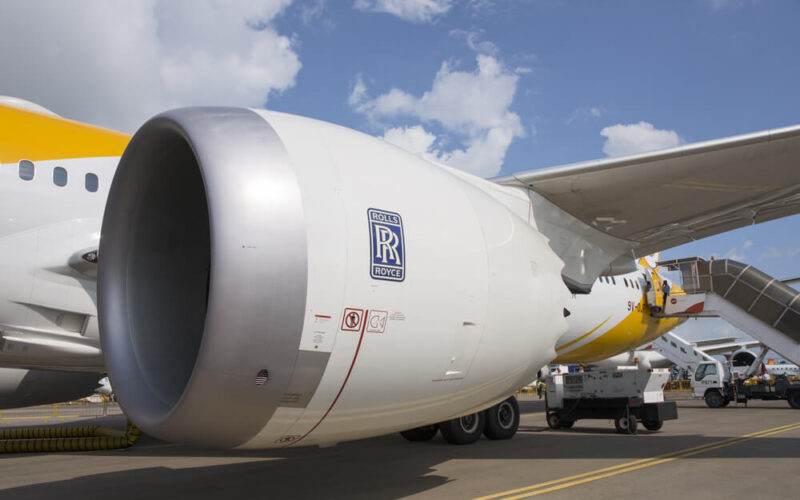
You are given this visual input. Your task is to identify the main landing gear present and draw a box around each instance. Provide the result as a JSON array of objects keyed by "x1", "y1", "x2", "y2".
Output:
[{"x1": 400, "y1": 396, "x2": 520, "y2": 445}]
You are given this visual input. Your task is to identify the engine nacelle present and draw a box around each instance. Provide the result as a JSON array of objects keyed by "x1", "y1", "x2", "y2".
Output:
[
  {"x1": 731, "y1": 349, "x2": 757, "y2": 368},
  {"x1": 730, "y1": 348, "x2": 762, "y2": 377},
  {"x1": 98, "y1": 108, "x2": 569, "y2": 448}
]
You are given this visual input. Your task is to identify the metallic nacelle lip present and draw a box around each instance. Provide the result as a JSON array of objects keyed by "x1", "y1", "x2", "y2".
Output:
[{"x1": 99, "y1": 107, "x2": 308, "y2": 447}]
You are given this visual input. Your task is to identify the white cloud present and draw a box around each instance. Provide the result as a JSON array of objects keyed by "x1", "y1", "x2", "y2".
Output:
[
  {"x1": 466, "y1": 0, "x2": 497, "y2": 15},
  {"x1": 356, "y1": 56, "x2": 522, "y2": 136},
  {"x1": 450, "y1": 29, "x2": 499, "y2": 56},
  {"x1": 349, "y1": 75, "x2": 369, "y2": 107},
  {"x1": 437, "y1": 126, "x2": 517, "y2": 177},
  {"x1": 382, "y1": 126, "x2": 438, "y2": 157},
  {"x1": 725, "y1": 249, "x2": 747, "y2": 262},
  {"x1": 566, "y1": 106, "x2": 603, "y2": 125},
  {"x1": 354, "y1": 0, "x2": 452, "y2": 23},
  {"x1": 301, "y1": 0, "x2": 335, "y2": 31},
  {"x1": 722, "y1": 240, "x2": 755, "y2": 262},
  {"x1": 600, "y1": 121, "x2": 681, "y2": 157},
  {"x1": 0, "y1": 1, "x2": 300, "y2": 132},
  {"x1": 758, "y1": 245, "x2": 800, "y2": 261},
  {"x1": 353, "y1": 55, "x2": 524, "y2": 177}
]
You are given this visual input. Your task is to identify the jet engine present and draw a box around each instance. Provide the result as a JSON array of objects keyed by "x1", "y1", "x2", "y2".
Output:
[
  {"x1": 731, "y1": 349, "x2": 757, "y2": 368},
  {"x1": 98, "y1": 108, "x2": 569, "y2": 448},
  {"x1": 730, "y1": 348, "x2": 764, "y2": 377}
]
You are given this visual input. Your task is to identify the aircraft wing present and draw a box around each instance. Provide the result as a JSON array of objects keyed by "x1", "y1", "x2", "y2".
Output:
[
  {"x1": 493, "y1": 125, "x2": 800, "y2": 291},
  {"x1": 690, "y1": 337, "x2": 739, "y2": 348},
  {"x1": 699, "y1": 340, "x2": 762, "y2": 356}
]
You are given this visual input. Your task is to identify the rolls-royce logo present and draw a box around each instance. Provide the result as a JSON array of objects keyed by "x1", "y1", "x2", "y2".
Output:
[{"x1": 368, "y1": 208, "x2": 405, "y2": 282}]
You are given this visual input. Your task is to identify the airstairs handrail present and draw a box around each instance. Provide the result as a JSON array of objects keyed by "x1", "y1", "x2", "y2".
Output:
[
  {"x1": 651, "y1": 331, "x2": 719, "y2": 375},
  {"x1": 658, "y1": 257, "x2": 800, "y2": 343}
]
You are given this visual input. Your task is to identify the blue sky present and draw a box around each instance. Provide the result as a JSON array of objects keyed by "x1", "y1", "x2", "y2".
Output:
[
  {"x1": 1, "y1": 0, "x2": 798, "y2": 341},
  {"x1": 272, "y1": 0, "x2": 800, "y2": 341}
]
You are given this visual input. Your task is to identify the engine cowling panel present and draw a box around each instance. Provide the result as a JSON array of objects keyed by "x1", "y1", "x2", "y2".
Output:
[{"x1": 99, "y1": 108, "x2": 569, "y2": 448}]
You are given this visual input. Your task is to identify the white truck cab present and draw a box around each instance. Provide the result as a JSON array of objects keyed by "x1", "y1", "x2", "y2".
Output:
[{"x1": 692, "y1": 360, "x2": 726, "y2": 400}]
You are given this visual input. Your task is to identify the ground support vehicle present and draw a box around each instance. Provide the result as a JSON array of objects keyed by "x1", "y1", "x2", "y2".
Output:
[
  {"x1": 545, "y1": 368, "x2": 677, "y2": 434},
  {"x1": 694, "y1": 360, "x2": 800, "y2": 409}
]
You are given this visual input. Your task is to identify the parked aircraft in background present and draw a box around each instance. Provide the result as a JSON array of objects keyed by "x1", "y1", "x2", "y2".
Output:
[{"x1": 2, "y1": 96, "x2": 799, "y2": 448}]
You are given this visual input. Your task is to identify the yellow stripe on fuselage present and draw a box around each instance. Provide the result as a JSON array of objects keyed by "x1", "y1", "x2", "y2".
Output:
[
  {"x1": 555, "y1": 316, "x2": 612, "y2": 352},
  {"x1": 553, "y1": 295, "x2": 684, "y2": 364},
  {"x1": 0, "y1": 104, "x2": 130, "y2": 164}
]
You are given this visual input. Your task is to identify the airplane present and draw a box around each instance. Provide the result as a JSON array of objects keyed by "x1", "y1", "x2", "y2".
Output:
[
  {"x1": 591, "y1": 336, "x2": 800, "y2": 378},
  {"x1": 718, "y1": 345, "x2": 800, "y2": 378},
  {"x1": 764, "y1": 361, "x2": 800, "y2": 377},
  {"x1": 0, "y1": 97, "x2": 127, "y2": 408},
  {"x1": 555, "y1": 255, "x2": 684, "y2": 364},
  {"x1": 0, "y1": 97, "x2": 681, "y2": 387},
  {"x1": 1, "y1": 96, "x2": 799, "y2": 448}
]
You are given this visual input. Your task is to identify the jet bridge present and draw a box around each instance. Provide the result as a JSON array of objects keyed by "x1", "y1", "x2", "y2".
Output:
[{"x1": 655, "y1": 257, "x2": 800, "y2": 366}]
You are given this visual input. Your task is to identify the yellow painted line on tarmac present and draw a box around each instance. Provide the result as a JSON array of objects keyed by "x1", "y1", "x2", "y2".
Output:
[{"x1": 474, "y1": 422, "x2": 800, "y2": 500}]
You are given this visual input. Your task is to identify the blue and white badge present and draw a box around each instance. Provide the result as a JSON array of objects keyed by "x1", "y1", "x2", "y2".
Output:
[{"x1": 368, "y1": 208, "x2": 405, "y2": 282}]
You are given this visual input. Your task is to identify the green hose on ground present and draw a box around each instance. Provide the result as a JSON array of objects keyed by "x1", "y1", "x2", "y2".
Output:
[{"x1": 0, "y1": 420, "x2": 141, "y2": 453}]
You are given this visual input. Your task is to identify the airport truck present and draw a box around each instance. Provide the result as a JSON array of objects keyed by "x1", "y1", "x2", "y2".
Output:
[
  {"x1": 544, "y1": 368, "x2": 678, "y2": 434},
  {"x1": 693, "y1": 360, "x2": 800, "y2": 409}
]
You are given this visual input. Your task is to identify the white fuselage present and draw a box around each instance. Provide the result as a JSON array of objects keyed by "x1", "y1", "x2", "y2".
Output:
[
  {"x1": 766, "y1": 363, "x2": 800, "y2": 376},
  {"x1": 0, "y1": 156, "x2": 117, "y2": 342}
]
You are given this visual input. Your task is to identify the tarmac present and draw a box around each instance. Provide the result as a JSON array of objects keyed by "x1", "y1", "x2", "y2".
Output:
[{"x1": 1, "y1": 395, "x2": 798, "y2": 499}]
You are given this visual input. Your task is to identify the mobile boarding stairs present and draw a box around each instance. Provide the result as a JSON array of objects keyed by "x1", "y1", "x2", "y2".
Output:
[{"x1": 653, "y1": 257, "x2": 800, "y2": 367}]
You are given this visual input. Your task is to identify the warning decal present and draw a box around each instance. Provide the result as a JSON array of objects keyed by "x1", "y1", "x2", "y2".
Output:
[
  {"x1": 366, "y1": 310, "x2": 388, "y2": 333},
  {"x1": 341, "y1": 308, "x2": 365, "y2": 332}
]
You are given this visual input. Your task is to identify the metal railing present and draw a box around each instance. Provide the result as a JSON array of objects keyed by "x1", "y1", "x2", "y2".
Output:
[
  {"x1": 0, "y1": 402, "x2": 123, "y2": 426},
  {"x1": 658, "y1": 257, "x2": 800, "y2": 342},
  {"x1": 664, "y1": 380, "x2": 693, "y2": 392}
]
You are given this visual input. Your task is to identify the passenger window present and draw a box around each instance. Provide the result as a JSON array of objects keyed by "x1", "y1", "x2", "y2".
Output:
[
  {"x1": 85, "y1": 173, "x2": 99, "y2": 192},
  {"x1": 53, "y1": 166, "x2": 68, "y2": 187},
  {"x1": 19, "y1": 160, "x2": 34, "y2": 181},
  {"x1": 624, "y1": 278, "x2": 629, "y2": 288},
  {"x1": 611, "y1": 277, "x2": 616, "y2": 285}
]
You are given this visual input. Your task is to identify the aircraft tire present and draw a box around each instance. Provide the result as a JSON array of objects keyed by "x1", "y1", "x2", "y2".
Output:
[
  {"x1": 400, "y1": 425, "x2": 438, "y2": 442},
  {"x1": 705, "y1": 390, "x2": 725, "y2": 408},
  {"x1": 439, "y1": 412, "x2": 485, "y2": 445},
  {"x1": 483, "y1": 396, "x2": 520, "y2": 440},
  {"x1": 787, "y1": 390, "x2": 800, "y2": 409},
  {"x1": 642, "y1": 419, "x2": 663, "y2": 431}
]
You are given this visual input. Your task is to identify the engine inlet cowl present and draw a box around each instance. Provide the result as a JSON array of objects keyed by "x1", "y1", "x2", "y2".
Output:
[{"x1": 98, "y1": 108, "x2": 307, "y2": 447}]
